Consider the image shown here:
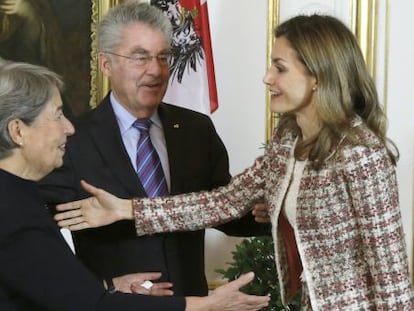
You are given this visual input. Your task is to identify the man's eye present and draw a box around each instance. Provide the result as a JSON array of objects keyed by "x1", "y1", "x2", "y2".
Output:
[
  {"x1": 158, "y1": 55, "x2": 170, "y2": 61},
  {"x1": 135, "y1": 56, "x2": 149, "y2": 62}
]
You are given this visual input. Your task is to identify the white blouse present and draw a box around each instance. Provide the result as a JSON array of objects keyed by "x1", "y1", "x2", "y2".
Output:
[{"x1": 283, "y1": 159, "x2": 307, "y2": 227}]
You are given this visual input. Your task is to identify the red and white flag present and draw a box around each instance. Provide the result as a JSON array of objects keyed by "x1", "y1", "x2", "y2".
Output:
[{"x1": 151, "y1": 0, "x2": 218, "y2": 115}]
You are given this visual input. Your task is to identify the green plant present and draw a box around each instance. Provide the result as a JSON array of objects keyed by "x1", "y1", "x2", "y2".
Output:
[{"x1": 216, "y1": 236, "x2": 301, "y2": 310}]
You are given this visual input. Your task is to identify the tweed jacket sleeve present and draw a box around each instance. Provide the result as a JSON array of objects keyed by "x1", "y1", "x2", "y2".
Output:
[
  {"x1": 132, "y1": 155, "x2": 269, "y2": 235},
  {"x1": 131, "y1": 125, "x2": 297, "y2": 236}
]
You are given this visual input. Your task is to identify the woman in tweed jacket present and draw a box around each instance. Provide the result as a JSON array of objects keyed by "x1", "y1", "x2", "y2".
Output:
[{"x1": 56, "y1": 15, "x2": 414, "y2": 310}]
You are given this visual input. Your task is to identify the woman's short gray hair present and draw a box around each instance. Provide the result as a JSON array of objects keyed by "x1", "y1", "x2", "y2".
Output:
[
  {"x1": 98, "y1": 1, "x2": 172, "y2": 53},
  {"x1": 0, "y1": 60, "x2": 63, "y2": 159}
]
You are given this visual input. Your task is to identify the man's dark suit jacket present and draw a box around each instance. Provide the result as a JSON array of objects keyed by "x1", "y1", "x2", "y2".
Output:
[{"x1": 39, "y1": 94, "x2": 269, "y2": 296}]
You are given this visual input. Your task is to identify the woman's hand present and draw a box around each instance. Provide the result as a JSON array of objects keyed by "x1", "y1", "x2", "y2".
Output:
[
  {"x1": 112, "y1": 272, "x2": 174, "y2": 296},
  {"x1": 251, "y1": 201, "x2": 271, "y2": 223},
  {"x1": 185, "y1": 272, "x2": 270, "y2": 311},
  {"x1": 54, "y1": 180, "x2": 132, "y2": 230}
]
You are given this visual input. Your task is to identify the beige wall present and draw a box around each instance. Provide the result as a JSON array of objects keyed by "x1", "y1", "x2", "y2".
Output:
[{"x1": 207, "y1": 0, "x2": 267, "y2": 283}]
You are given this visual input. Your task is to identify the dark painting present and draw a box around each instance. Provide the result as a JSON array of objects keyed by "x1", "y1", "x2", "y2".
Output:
[{"x1": 0, "y1": 0, "x2": 92, "y2": 117}]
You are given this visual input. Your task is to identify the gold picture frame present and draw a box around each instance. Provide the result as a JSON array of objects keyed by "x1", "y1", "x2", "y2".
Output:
[
  {"x1": 265, "y1": 0, "x2": 280, "y2": 142},
  {"x1": 89, "y1": 0, "x2": 124, "y2": 108}
]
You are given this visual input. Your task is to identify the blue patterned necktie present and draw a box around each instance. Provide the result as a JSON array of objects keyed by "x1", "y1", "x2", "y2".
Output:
[{"x1": 133, "y1": 119, "x2": 168, "y2": 198}]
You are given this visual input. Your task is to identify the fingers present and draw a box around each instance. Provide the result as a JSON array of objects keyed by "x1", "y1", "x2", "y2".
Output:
[
  {"x1": 55, "y1": 201, "x2": 82, "y2": 212},
  {"x1": 54, "y1": 197, "x2": 94, "y2": 226},
  {"x1": 64, "y1": 222, "x2": 91, "y2": 231},
  {"x1": 251, "y1": 202, "x2": 271, "y2": 223},
  {"x1": 251, "y1": 202, "x2": 267, "y2": 213},
  {"x1": 54, "y1": 199, "x2": 94, "y2": 231},
  {"x1": 252, "y1": 215, "x2": 271, "y2": 223},
  {"x1": 54, "y1": 208, "x2": 81, "y2": 221},
  {"x1": 137, "y1": 272, "x2": 162, "y2": 281},
  {"x1": 57, "y1": 218, "x2": 91, "y2": 231},
  {"x1": 115, "y1": 272, "x2": 174, "y2": 296},
  {"x1": 131, "y1": 281, "x2": 174, "y2": 296},
  {"x1": 56, "y1": 215, "x2": 83, "y2": 227},
  {"x1": 54, "y1": 209, "x2": 84, "y2": 226},
  {"x1": 229, "y1": 272, "x2": 255, "y2": 290},
  {"x1": 209, "y1": 272, "x2": 270, "y2": 311},
  {"x1": 148, "y1": 282, "x2": 174, "y2": 296},
  {"x1": 54, "y1": 209, "x2": 91, "y2": 231},
  {"x1": 80, "y1": 179, "x2": 102, "y2": 196}
]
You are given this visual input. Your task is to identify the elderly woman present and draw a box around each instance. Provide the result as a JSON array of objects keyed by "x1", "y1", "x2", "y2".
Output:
[
  {"x1": 0, "y1": 60, "x2": 269, "y2": 310},
  {"x1": 56, "y1": 14, "x2": 414, "y2": 310}
]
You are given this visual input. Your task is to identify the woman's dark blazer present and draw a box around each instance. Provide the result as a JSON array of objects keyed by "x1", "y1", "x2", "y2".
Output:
[{"x1": 0, "y1": 169, "x2": 184, "y2": 310}]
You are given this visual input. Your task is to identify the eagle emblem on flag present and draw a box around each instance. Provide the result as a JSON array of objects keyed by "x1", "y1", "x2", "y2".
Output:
[
  {"x1": 151, "y1": 0, "x2": 218, "y2": 114},
  {"x1": 151, "y1": 0, "x2": 204, "y2": 84}
]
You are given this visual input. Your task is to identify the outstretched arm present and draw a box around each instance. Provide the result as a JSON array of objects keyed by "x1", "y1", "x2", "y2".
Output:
[
  {"x1": 54, "y1": 180, "x2": 132, "y2": 230},
  {"x1": 56, "y1": 155, "x2": 268, "y2": 235}
]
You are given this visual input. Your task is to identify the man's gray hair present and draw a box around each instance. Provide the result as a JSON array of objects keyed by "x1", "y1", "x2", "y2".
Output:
[{"x1": 98, "y1": 1, "x2": 172, "y2": 53}]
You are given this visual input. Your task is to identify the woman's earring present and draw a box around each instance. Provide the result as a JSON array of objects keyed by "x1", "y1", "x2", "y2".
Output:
[{"x1": 312, "y1": 85, "x2": 318, "y2": 91}]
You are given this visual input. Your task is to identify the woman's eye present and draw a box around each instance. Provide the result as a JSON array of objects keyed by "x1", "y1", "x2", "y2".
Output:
[
  {"x1": 276, "y1": 66, "x2": 285, "y2": 73},
  {"x1": 55, "y1": 112, "x2": 63, "y2": 120}
]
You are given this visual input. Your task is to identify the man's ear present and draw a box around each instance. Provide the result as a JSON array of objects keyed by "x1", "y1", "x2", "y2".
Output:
[{"x1": 98, "y1": 52, "x2": 112, "y2": 78}]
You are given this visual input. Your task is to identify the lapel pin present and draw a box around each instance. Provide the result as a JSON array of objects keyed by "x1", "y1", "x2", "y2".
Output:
[{"x1": 173, "y1": 123, "x2": 180, "y2": 129}]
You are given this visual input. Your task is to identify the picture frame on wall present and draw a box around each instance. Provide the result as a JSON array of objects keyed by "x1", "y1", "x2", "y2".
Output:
[{"x1": 89, "y1": 0, "x2": 124, "y2": 108}]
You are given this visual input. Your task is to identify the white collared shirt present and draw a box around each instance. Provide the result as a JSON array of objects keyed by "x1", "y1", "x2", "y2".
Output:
[{"x1": 110, "y1": 92, "x2": 171, "y2": 191}]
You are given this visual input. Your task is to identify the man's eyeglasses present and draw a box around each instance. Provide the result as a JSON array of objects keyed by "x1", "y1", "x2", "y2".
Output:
[{"x1": 104, "y1": 51, "x2": 171, "y2": 67}]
